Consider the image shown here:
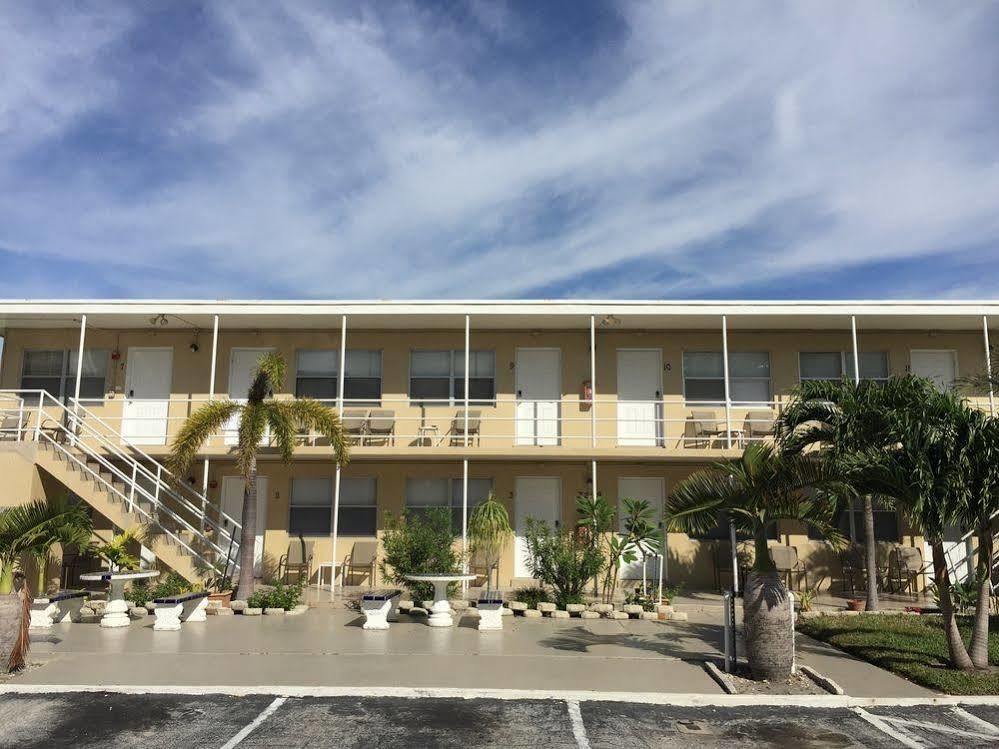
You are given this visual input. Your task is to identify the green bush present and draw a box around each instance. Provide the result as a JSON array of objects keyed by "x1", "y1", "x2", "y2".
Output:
[
  {"x1": 247, "y1": 582, "x2": 303, "y2": 611},
  {"x1": 512, "y1": 585, "x2": 552, "y2": 608},
  {"x1": 380, "y1": 508, "x2": 461, "y2": 601},
  {"x1": 126, "y1": 572, "x2": 191, "y2": 607},
  {"x1": 523, "y1": 518, "x2": 603, "y2": 609}
]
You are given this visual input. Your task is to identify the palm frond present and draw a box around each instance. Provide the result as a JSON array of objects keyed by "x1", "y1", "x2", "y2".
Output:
[
  {"x1": 168, "y1": 399, "x2": 243, "y2": 474},
  {"x1": 0, "y1": 496, "x2": 93, "y2": 564},
  {"x1": 279, "y1": 398, "x2": 350, "y2": 467},
  {"x1": 236, "y1": 403, "x2": 269, "y2": 475},
  {"x1": 247, "y1": 352, "x2": 287, "y2": 402}
]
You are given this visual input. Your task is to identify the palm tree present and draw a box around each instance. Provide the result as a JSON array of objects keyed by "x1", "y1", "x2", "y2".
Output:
[
  {"x1": 778, "y1": 375, "x2": 939, "y2": 612},
  {"x1": 169, "y1": 352, "x2": 349, "y2": 600},
  {"x1": 468, "y1": 493, "x2": 513, "y2": 595},
  {"x1": 667, "y1": 443, "x2": 844, "y2": 681}
]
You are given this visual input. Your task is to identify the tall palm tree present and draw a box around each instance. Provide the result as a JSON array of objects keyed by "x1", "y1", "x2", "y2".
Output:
[
  {"x1": 169, "y1": 352, "x2": 349, "y2": 600},
  {"x1": 667, "y1": 443, "x2": 844, "y2": 681},
  {"x1": 778, "y1": 375, "x2": 939, "y2": 612}
]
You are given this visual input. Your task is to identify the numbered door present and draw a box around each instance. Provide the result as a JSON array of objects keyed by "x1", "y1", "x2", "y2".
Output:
[
  {"x1": 618, "y1": 477, "x2": 665, "y2": 581},
  {"x1": 515, "y1": 349, "x2": 561, "y2": 446},
  {"x1": 225, "y1": 348, "x2": 274, "y2": 445},
  {"x1": 910, "y1": 350, "x2": 957, "y2": 392},
  {"x1": 514, "y1": 477, "x2": 561, "y2": 578},
  {"x1": 617, "y1": 349, "x2": 663, "y2": 446},
  {"x1": 221, "y1": 475, "x2": 269, "y2": 576},
  {"x1": 121, "y1": 348, "x2": 173, "y2": 445}
]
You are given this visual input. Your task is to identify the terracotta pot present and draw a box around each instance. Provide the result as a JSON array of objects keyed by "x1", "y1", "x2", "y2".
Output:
[
  {"x1": 208, "y1": 591, "x2": 233, "y2": 607},
  {"x1": 846, "y1": 599, "x2": 866, "y2": 612}
]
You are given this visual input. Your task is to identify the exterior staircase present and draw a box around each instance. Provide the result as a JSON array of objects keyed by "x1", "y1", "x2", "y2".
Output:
[{"x1": 1, "y1": 390, "x2": 241, "y2": 585}]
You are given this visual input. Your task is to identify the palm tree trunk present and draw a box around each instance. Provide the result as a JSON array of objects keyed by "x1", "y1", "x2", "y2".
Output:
[
  {"x1": 969, "y1": 522, "x2": 994, "y2": 670},
  {"x1": 931, "y1": 540, "x2": 974, "y2": 670},
  {"x1": 0, "y1": 576, "x2": 29, "y2": 674},
  {"x1": 863, "y1": 496, "x2": 879, "y2": 612},
  {"x1": 0, "y1": 563, "x2": 12, "y2": 595},
  {"x1": 235, "y1": 457, "x2": 258, "y2": 601},
  {"x1": 742, "y1": 531, "x2": 794, "y2": 681}
]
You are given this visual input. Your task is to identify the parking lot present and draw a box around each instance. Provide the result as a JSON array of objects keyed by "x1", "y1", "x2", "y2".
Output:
[{"x1": 2, "y1": 691, "x2": 999, "y2": 748}]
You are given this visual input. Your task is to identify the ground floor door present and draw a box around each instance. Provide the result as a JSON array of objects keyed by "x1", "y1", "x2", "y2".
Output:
[
  {"x1": 514, "y1": 477, "x2": 561, "y2": 578},
  {"x1": 225, "y1": 348, "x2": 274, "y2": 445},
  {"x1": 616, "y1": 349, "x2": 662, "y2": 446},
  {"x1": 617, "y1": 477, "x2": 665, "y2": 581},
  {"x1": 924, "y1": 523, "x2": 973, "y2": 584},
  {"x1": 910, "y1": 350, "x2": 957, "y2": 392},
  {"x1": 221, "y1": 475, "x2": 268, "y2": 576},
  {"x1": 121, "y1": 347, "x2": 173, "y2": 445},
  {"x1": 515, "y1": 349, "x2": 561, "y2": 446}
]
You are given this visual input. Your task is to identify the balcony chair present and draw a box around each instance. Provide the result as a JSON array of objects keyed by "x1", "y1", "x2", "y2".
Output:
[
  {"x1": 449, "y1": 409, "x2": 482, "y2": 446},
  {"x1": 742, "y1": 410, "x2": 775, "y2": 444},
  {"x1": 769, "y1": 545, "x2": 808, "y2": 591},
  {"x1": 343, "y1": 541, "x2": 378, "y2": 588},
  {"x1": 469, "y1": 549, "x2": 499, "y2": 590},
  {"x1": 365, "y1": 410, "x2": 395, "y2": 446},
  {"x1": 686, "y1": 409, "x2": 725, "y2": 448},
  {"x1": 279, "y1": 534, "x2": 315, "y2": 585},
  {"x1": 838, "y1": 547, "x2": 866, "y2": 595},
  {"x1": 887, "y1": 546, "x2": 923, "y2": 596},
  {"x1": 341, "y1": 409, "x2": 370, "y2": 445},
  {"x1": 0, "y1": 413, "x2": 28, "y2": 441}
]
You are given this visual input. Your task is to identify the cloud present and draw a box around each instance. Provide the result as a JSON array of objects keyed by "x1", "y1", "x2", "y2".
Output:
[{"x1": 0, "y1": 1, "x2": 997, "y2": 300}]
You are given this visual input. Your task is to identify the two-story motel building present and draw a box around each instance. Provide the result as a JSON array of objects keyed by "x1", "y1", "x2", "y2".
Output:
[{"x1": 1, "y1": 300, "x2": 995, "y2": 593}]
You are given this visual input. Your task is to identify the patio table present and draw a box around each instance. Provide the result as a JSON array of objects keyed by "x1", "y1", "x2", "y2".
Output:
[
  {"x1": 80, "y1": 570, "x2": 159, "y2": 628},
  {"x1": 403, "y1": 573, "x2": 477, "y2": 627}
]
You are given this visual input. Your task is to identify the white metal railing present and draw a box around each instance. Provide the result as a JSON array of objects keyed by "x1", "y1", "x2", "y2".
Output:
[{"x1": 0, "y1": 390, "x2": 241, "y2": 576}]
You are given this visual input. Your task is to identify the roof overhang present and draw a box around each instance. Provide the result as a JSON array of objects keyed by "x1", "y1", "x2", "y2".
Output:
[{"x1": 0, "y1": 299, "x2": 997, "y2": 331}]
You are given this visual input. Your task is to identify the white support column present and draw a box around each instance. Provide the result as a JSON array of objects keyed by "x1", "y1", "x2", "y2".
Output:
[
  {"x1": 330, "y1": 315, "x2": 347, "y2": 600},
  {"x1": 71, "y1": 315, "x2": 87, "y2": 438},
  {"x1": 721, "y1": 315, "x2": 732, "y2": 449},
  {"x1": 201, "y1": 315, "x2": 220, "y2": 531},
  {"x1": 729, "y1": 520, "x2": 739, "y2": 595},
  {"x1": 591, "y1": 460, "x2": 597, "y2": 502},
  {"x1": 850, "y1": 316, "x2": 861, "y2": 386},
  {"x1": 984, "y1": 315, "x2": 995, "y2": 416},
  {"x1": 590, "y1": 315, "x2": 597, "y2": 448},
  {"x1": 462, "y1": 458, "x2": 469, "y2": 578},
  {"x1": 464, "y1": 315, "x2": 470, "y2": 447}
]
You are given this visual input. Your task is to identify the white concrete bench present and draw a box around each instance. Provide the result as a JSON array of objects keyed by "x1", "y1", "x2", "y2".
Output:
[
  {"x1": 477, "y1": 597, "x2": 504, "y2": 631},
  {"x1": 361, "y1": 589, "x2": 402, "y2": 630},
  {"x1": 153, "y1": 591, "x2": 210, "y2": 631},
  {"x1": 30, "y1": 590, "x2": 87, "y2": 628}
]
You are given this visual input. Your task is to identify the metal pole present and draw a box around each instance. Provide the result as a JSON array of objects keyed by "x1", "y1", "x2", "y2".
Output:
[
  {"x1": 850, "y1": 316, "x2": 861, "y2": 385},
  {"x1": 590, "y1": 315, "x2": 597, "y2": 448},
  {"x1": 984, "y1": 315, "x2": 995, "y2": 415},
  {"x1": 201, "y1": 314, "x2": 220, "y2": 530},
  {"x1": 330, "y1": 315, "x2": 347, "y2": 601},
  {"x1": 72, "y1": 314, "x2": 87, "y2": 441},
  {"x1": 721, "y1": 315, "x2": 732, "y2": 449},
  {"x1": 464, "y1": 315, "x2": 470, "y2": 447},
  {"x1": 729, "y1": 520, "x2": 740, "y2": 595},
  {"x1": 591, "y1": 459, "x2": 597, "y2": 502}
]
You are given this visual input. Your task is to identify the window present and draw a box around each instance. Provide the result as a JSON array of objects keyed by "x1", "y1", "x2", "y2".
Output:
[
  {"x1": 808, "y1": 497, "x2": 899, "y2": 542},
  {"x1": 294, "y1": 350, "x2": 382, "y2": 404},
  {"x1": 404, "y1": 477, "x2": 492, "y2": 527},
  {"x1": 289, "y1": 477, "x2": 332, "y2": 536},
  {"x1": 21, "y1": 349, "x2": 108, "y2": 401},
  {"x1": 682, "y1": 352, "x2": 771, "y2": 405},
  {"x1": 409, "y1": 350, "x2": 495, "y2": 404},
  {"x1": 690, "y1": 511, "x2": 776, "y2": 541},
  {"x1": 289, "y1": 476, "x2": 378, "y2": 536},
  {"x1": 799, "y1": 352, "x2": 889, "y2": 383}
]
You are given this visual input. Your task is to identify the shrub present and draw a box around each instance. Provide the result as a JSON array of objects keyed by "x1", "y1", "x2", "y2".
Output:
[
  {"x1": 247, "y1": 582, "x2": 303, "y2": 611},
  {"x1": 523, "y1": 518, "x2": 603, "y2": 609},
  {"x1": 513, "y1": 585, "x2": 552, "y2": 609},
  {"x1": 380, "y1": 508, "x2": 461, "y2": 601},
  {"x1": 126, "y1": 572, "x2": 191, "y2": 607}
]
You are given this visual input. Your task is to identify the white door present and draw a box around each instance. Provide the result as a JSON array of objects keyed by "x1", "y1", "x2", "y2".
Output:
[
  {"x1": 514, "y1": 477, "x2": 561, "y2": 578},
  {"x1": 924, "y1": 524, "x2": 972, "y2": 584},
  {"x1": 225, "y1": 348, "x2": 274, "y2": 445},
  {"x1": 617, "y1": 350, "x2": 662, "y2": 446},
  {"x1": 221, "y1": 475, "x2": 268, "y2": 576},
  {"x1": 618, "y1": 477, "x2": 665, "y2": 581},
  {"x1": 121, "y1": 348, "x2": 173, "y2": 445},
  {"x1": 515, "y1": 349, "x2": 561, "y2": 446},
  {"x1": 910, "y1": 350, "x2": 957, "y2": 392}
]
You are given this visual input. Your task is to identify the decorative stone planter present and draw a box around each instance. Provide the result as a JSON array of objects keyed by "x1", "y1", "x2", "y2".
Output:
[
  {"x1": 208, "y1": 591, "x2": 233, "y2": 608},
  {"x1": 847, "y1": 599, "x2": 866, "y2": 612}
]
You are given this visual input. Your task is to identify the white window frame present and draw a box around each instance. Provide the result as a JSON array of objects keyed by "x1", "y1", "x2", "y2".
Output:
[
  {"x1": 798, "y1": 351, "x2": 890, "y2": 383},
  {"x1": 408, "y1": 349, "x2": 495, "y2": 405},
  {"x1": 20, "y1": 348, "x2": 109, "y2": 403},
  {"x1": 681, "y1": 351, "x2": 772, "y2": 405}
]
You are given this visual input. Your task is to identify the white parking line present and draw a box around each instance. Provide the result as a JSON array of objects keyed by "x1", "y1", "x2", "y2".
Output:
[
  {"x1": 565, "y1": 700, "x2": 591, "y2": 749},
  {"x1": 851, "y1": 707, "x2": 926, "y2": 749},
  {"x1": 219, "y1": 696, "x2": 286, "y2": 749},
  {"x1": 951, "y1": 706, "x2": 999, "y2": 735}
]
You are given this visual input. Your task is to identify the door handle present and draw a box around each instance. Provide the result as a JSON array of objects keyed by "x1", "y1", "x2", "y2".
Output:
[
  {"x1": 517, "y1": 390, "x2": 523, "y2": 398},
  {"x1": 128, "y1": 390, "x2": 134, "y2": 398},
  {"x1": 655, "y1": 390, "x2": 662, "y2": 399}
]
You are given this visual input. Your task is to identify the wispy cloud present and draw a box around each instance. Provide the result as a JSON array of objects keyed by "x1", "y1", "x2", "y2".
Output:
[{"x1": 1, "y1": 1, "x2": 997, "y2": 299}]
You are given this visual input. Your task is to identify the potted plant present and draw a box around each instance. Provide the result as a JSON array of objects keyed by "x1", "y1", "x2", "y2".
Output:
[
  {"x1": 95, "y1": 528, "x2": 142, "y2": 573},
  {"x1": 846, "y1": 598, "x2": 866, "y2": 612},
  {"x1": 468, "y1": 494, "x2": 513, "y2": 630}
]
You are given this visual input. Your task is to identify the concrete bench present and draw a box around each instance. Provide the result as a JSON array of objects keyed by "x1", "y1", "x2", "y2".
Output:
[
  {"x1": 477, "y1": 597, "x2": 504, "y2": 631},
  {"x1": 360, "y1": 589, "x2": 402, "y2": 630},
  {"x1": 30, "y1": 590, "x2": 87, "y2": 628},
  {"x1": 153, "y1": 591, "x2": 210, "y2": 631}
]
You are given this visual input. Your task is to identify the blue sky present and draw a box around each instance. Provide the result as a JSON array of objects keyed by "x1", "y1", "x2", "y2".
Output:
[{"x1": 2, "y1": 1, "x2": 999, "y2": 300}]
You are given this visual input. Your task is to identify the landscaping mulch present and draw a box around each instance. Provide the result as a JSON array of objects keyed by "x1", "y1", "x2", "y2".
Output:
[
  {"x1": 799, "y1": 612, "x2": 999, "y2": 695},
  {"x1": 728, "y1": 665, "x2": 827, "y2": 695}
]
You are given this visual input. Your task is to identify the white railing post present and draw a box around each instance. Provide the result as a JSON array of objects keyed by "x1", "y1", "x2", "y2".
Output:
[
  {"x1": 200, "y1": 314, "x2": 220, "y2": 531},
  {"x1": 35, "y1": 392, "x2": 43, "y2": 441},
  {"x1": 16, "y1": 398, "x2": 24, "y2": 441},
  {"x1": 722, "y1": 315, "x2": 732, "y2": 449},
  {"x1": 984, "y1": 315, "x2": 994, "y2": 416},
  {"x1": 154, "y1": 464, "x2": 162, "y2": 513},
  {"x1": 590, "y1": 315, "x2": 597, "y2": 448},
  {"x1": 330, "y1": 314, "x2": 347, "y2": 601},
  {"x1": 129, "y1": 462, "x2": 138, "y2": 514},
  {"x1": 71, "y1": 314, "x2": 87, "y2": 444}
]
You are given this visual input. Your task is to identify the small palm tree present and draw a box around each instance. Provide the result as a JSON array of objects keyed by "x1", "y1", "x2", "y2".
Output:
[
  {"x1": 667, "y1": 443, "x2": 844, "y2": 681},
  {"x1": 468, "y1": 493, "x2": 513, "y2": 595},
  {"x1": 169, "y1": 352, "x2": 349, "y2": 600}
]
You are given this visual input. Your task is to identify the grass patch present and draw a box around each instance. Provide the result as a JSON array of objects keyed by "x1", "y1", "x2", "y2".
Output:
[{"x1": 799, "y1": 613, "x2": 999, "y2": 695}]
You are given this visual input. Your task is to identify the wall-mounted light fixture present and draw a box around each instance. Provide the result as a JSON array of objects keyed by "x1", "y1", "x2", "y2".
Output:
[
  {"x1": 149, "y1": 314, "x2": 169, "y2": 327},
  {"x1": 190, "y1": 329, "x2": 200, "y2": 353}
]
